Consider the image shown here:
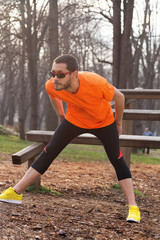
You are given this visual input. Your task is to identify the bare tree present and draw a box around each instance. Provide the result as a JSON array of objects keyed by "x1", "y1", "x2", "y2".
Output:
[
  {"x1": 0, "y1": 2, "x2": 18, "y2": 125},
  {"x1": 113, "y1": 0, "x2": 134, "y2": 88},
  {"x1": 45, "y1": 0, "x2": 59, "y2": 131},
  {"x1": 0, "y1": 0, "x2": 159, "y2": 137},
  {"x1": 18, "y1": 0, "x2": 49, "y2": 130},
  {"x1": 18, "y1": 0, "x2": 27, "y2": 139},
  {"x1": 112, "y1": 0, "x2": 121, "y2": 87}
]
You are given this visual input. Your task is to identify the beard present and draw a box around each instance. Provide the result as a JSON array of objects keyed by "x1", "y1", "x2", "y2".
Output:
[
  {"x1": 54, "y1": 77, "x2": 71, "y2": 91},
  {"x1": 54, "y1": 82, "x2": 63, "y2": 91}
]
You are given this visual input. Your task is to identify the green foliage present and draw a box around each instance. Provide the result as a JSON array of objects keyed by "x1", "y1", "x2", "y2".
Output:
[
  {"x1": 0, "y1": 135, "x2": 31, "y2": 154},
  {"x1": 26, "y1": 184, "x2": 63, "y2": 196},
  {"x1": 111, "y1": 183, "x2": 121, "y2": 189},
  {"x1": 131, "y1": 150, "x2": 160, "y2": 165},
  {"x1": 110, "y1": 184, "x2": 122, "y2": 193},
  {"x1": 134, "y1": 189, "x2": 146, "y2": 197},
  {"x1": 57, "y1": 144, "x2": 108, "y2": 162},
  {"x1": 110, "y1": 184, "x2": 146, "y2": 197}
]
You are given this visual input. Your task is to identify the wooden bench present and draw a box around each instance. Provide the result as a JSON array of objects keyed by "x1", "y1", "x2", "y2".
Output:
[
  {"x1": 12, "y1": 142, "x2": 46, "y2": 188},
  {"x1": 11, "y1": 89, "x2": 160, "y2": 188},
  {"x1": 25, "y1": 130, "x2": 160, "y2": 149},
  {"x1": 12, "y1": 131, "x2": 160, "y2": 188},
  {"x1": 119, "y1": 90, "x2": 160, "y2": 167},
  {"x1": 12, "y1": 130, "x2": 160, "y2": 188},
  {"x1": 12, "y1": 142, "x2": 46, "y2": 165}
]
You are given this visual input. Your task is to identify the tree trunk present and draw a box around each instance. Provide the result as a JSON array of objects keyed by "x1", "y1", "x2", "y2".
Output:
[
  {"x1": 7, "y1": 64, "x2": 15, "y2": 126},
  {"x1": 113, "y1": 0, "x2": 134, "y2": 88},
  {"x1": 0, "y1": 83, "x2": 8, "y2": 125},
  {"x1": 18, "y1": 0, "x2": 28, "y2": 139},
  {"x1": 25, "y1": 0, "x2": 38, "y2": 130},
  {"x1": 19, "y1": 47, "x2": 26, "y2": 140},
  {"x1": 129, "y1": 0, "x2": 149, "y2": 88},
  {"x1": 113, "y1": 0, "x2": 121, "y2": 87},
  {"x1": 119, "y1": 0, "x2": 134, "y2": 88},
  {"x1": 45, "y1": 0, "x2": 59, "y2": 131}
]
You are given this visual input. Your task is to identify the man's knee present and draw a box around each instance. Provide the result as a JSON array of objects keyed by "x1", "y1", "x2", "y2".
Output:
[{"x1": 111, "y1": 156, "x2": 132, "y2": 181}]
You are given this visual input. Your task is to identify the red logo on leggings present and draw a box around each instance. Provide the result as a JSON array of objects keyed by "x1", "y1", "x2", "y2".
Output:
[
  {"x1": 44, "y1": 146, "x2": 47, "y2": 153},
  {"x1": 118, "y1": 147, "x2": 123, "y2": 159}
]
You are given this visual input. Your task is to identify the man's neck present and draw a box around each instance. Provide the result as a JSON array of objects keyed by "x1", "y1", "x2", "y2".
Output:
[{"x1": 67, "y1": 77, "x2": 80, "y2": 94}]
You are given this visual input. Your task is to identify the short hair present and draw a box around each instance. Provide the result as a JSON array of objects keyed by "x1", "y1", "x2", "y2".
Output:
[{"x1": 54, "y1": 54, "x2": 78, "y2": 72}]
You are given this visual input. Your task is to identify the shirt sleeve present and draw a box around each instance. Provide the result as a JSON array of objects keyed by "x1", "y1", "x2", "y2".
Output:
[
  {"x1": 102, "y1": 80, "x2": 115, "y2": 102},
  {"x1": 45, "y1": 78, "x2": 55, "y2": 99}
]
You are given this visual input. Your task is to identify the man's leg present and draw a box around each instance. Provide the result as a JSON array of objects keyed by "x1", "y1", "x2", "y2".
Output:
[
  {"x1": 92, "y1": 122, "x2": 136, "y2": 205},
  {"x1": 92, "y1": 122, "x2": 140, "y2": 222},
  {"x1": 119, "y1": 178, "x2": 136, "y2": 205},
  {"x1": 0, "y1": 120, "x2": 84, "y2": 202},
  {"x1": 14, "y1": 168, "x2": 41, "y2": 194},
  {"x1": 30, "y1": 120, "x2": 84, "y2": 175}
]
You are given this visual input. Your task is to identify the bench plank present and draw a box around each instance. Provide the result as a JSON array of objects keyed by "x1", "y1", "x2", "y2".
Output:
[
  {"x1": 120, "y1": 135, "x2": 160, "y2": 148},
  {"x1": 27, "y1": 130, "x2": 53, "y2": 143},
  {"x1": 120, "y1": 89, "x2": 160, "y2": 99},
  {"x1": 115, "y1": 109, "x2": 160, "y2": 121},
  {"x1": 71, "y1": 134, "x2": 160, "y2": 148},
  {"x1": 12, "y1": 142, "x2": 46, "y2": 164},
  {"x1": 26, "y1": 131, "x2": 160, "y2": 148}
]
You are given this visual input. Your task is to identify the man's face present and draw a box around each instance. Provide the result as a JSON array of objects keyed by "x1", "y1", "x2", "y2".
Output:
[{"x1": 51, "y1": 62, "x2": 72, "y2": 91}]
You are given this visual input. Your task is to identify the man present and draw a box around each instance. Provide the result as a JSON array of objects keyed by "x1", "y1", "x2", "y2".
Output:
[
  {"x1": 142, "y1": 127, "x2": 154, "y2": 155},
  {"x1": 0, "y1": 54, "x2": 140, "y2": 222}
]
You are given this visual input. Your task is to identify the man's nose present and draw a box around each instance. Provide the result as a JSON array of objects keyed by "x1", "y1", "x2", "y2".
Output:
[{"x1": 54, "y1": 75, "x2": 59, "y2": 81}]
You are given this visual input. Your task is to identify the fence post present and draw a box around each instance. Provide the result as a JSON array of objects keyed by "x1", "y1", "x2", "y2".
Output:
[
  {"x1": 28, "y1": 157, "x2": 41, "y2": 189},
  {"x1": 121, "y1": 100, "x2": 134, "y2": 169}
]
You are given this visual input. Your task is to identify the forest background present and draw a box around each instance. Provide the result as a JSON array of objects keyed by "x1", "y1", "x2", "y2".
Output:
[{"x1": 0, "y1": 0, "x2": 159, "y2": 139}]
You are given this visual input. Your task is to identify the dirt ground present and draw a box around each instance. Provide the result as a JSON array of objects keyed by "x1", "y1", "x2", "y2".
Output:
[{"x1": 0, "y1": 153, "x2": 160, "y2": 240}]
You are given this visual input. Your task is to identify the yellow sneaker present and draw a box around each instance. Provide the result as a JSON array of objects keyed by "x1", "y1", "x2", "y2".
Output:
[
  {"x1": 126, "y1": 205, "x2": 141, "y2": 223},
  {"x1": 0, "y1": 187, "x2": 22, "y2": 204}
]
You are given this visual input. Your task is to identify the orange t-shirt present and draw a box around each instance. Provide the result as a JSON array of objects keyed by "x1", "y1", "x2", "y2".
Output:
[{"x1": 45, "y1": 71, "x2": 115, "y2": 129}]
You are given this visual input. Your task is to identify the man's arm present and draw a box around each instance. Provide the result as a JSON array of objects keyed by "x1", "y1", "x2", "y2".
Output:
[
  {"x1": 49, "y1": 96, "x2": 65, "y2": 123},
  {"x1": 112, "y1": 88, "x2": 125, "y2": 136}
]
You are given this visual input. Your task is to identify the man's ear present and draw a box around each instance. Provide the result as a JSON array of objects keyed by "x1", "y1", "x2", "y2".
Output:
[{"x1": 72, "y1": 70, "x2": 78, "y2": 78}]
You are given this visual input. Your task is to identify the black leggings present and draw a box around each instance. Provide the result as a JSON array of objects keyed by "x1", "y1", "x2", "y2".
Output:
[{"x1": 32, "y1": 120, "x2": 131, "y2": 181}]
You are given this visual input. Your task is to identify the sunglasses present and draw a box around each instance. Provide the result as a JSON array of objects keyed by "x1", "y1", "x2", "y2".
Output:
[{"x1": 50, "y1": 71, "x2": 72, "y2": 79}]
